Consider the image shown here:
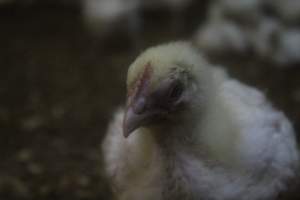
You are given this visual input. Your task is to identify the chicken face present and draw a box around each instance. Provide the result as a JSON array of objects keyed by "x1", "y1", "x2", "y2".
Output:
[
  {"x1": 123, "y1": 62, "x2": 188, "y2": 138},
  {"x1": 122, "y1": 42, "x2": 211, "y2": 138}
]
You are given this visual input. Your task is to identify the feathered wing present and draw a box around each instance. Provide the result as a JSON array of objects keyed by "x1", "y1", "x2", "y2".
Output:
[
  {"x1": 220, "y1": 79, "x2": 299, "y2": 171},
  {"x1": 218, "y1": 79, "x2": 299, "y2": 198}
]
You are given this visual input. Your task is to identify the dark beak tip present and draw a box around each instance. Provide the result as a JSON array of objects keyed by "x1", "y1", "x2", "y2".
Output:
[
  {"x1": 122, "y1": 123, "x2": 136, "y2": 138},
  {"x1": 122, "y1": 122, "x2": 129, "y2": 138},
  {"x1": 123, "y1": 130, "x2": 130, "y2": 138},
  {"x1": 122, "y1": 106, "x2": 142, "y2": 138}
]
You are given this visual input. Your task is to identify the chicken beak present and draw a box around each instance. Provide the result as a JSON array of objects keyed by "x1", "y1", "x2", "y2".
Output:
[{"x1": 123, "y1": 106, "x2": 145, "y2": 138}]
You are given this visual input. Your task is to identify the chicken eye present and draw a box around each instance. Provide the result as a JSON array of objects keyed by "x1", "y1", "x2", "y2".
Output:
[{"x1": 169, "y1": 81, "x2": 183, "y2": 101}]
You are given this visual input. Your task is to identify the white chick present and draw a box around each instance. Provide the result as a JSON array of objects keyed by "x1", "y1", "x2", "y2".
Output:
[
  {"x1": 265, "y1": 0, "x2": 300, "y2": 25},
  {"x1": 193, "y1": 18, "x2": 249, "y2": 55},
  {"x1": 217, "y1": 0, "x2": 263, "y2": 24},
  {"x1": 82, "y1": 0, "x2": 140, "y2": 38},
  {"x1": 272, "y1": 29, "x2": 300, "y2": 66},
  {"x1": 249, "y1": 17, "x2": 281, "y2": 59},
  {"x1": 103, "y1": 42, "x2": 299, "y2": 200}
]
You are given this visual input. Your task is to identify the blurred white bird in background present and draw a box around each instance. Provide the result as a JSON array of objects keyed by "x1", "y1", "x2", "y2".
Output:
[
  {"x1": 81, "y1": 0, "x2": 193, "y2": 45},
  {"x1": 272, "y1": 29, "x2": 300, "y2": 65},
  {"x1": 216, "y1": 0, "x2": 263, "y2": 24},
  {"x1": 82, "y1": 0, "x2": 141, "y2": 40},
  {"x1": 102, "y1": 42, "x2": 299, "y2": 200},
  {"x1": 194, "y1": 20, "x2": 248, "y2": 55},
  {"x1": 193, "y1": 0, "x2": 300, "y2": 66},
  {"x1": 248, "y1": 17, "x2": 281, "y2": 59},
  {"x1": 264, "y1": 0, "x2": 300, "y2": 25}
]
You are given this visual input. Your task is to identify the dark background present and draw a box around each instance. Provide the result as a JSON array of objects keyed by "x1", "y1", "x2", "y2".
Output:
[{"x1": 0, "y1": 0, "x2": 299, "y2": 199}]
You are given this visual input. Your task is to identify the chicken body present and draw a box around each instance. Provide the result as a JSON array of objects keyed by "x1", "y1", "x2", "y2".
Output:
[{"x1": 103, "y1": 42, "x2": 299, "y2": 200}]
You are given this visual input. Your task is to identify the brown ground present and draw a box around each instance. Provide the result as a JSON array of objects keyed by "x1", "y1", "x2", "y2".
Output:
[{"x1": 0, "y1": 1, "x2": 299, "y2": 200}]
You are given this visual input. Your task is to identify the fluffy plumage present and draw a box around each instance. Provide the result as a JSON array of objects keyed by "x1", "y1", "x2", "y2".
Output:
[{"x1": 103, "y1": 42, "x2": 299, "y2": 200}]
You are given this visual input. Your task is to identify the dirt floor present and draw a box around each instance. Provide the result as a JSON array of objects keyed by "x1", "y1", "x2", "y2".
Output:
[{"x1": 0, "y1": 2, "x2": 299, "y2": 200}]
